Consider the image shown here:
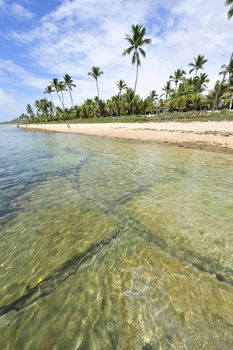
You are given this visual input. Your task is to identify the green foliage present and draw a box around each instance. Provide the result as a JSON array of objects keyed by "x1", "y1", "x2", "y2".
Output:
[
  {"x1": 226, "y1": 0, "x2": 233, "y2": 18},
  {"x1": 13, "y1": 22, "x2": 233, "y2": 125}
]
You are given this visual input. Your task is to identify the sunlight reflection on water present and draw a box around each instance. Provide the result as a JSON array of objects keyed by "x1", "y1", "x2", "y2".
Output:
[{"x1": 0, "y1": 126, "x2": 233, "y2": 349}]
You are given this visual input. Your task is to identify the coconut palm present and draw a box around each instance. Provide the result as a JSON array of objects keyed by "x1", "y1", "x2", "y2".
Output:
[
  {"x1": 88, "y1": 66, "x2": 104, "y2": 100},
  {"x1": 149, "y1": 90, "x2": 159, "y2": 103},
  {"x1": 169, "y1": 69, "x2": 186, "y2": 92},
  {"x1": 116, "y1": 80, "x2": 127, "y2": 96},
  {"x1": 26, "y1": 104, "x2": 34, "y2": 120},
  {"x1": 226, "y1": 0, "x2": 233, "y2": 18},
  {"x1": 189, "y1": 94, "x2": 202, "y2": 110},
  {"x1": 44, "y1": 85, "x2": 54, "y2": 104},
  {"x1": 64, "y1": 74, "x2": 76, "y2": 107},
  {"x1": 116, "y1": 80, "x2": 127, "y2": 116},
  {"x1": 214, "y1": 53, "x2": 233, "y2": 109},
  {"x1": 176, "y1": 96, "x2": 186, "y2": 112},
  {"x1": 189, "y1": 55, "x2": 208, "y2": 76},
  {"x1": 123, "y1": 24, "x2": 151, "y2": 114},
  {"x1": 162, "y1": 81, "x2": 174, "y2": 100},
  {"x1": 196, "y1": 73, "x2": 210, "y2": 92},
  {"x1": 219, "y1": 60, "x2": 233, "y2": 82},
  {"x1": 52, "y1": 79, "x2": 65, "y2": 109},
  {"x1": 221, "y1": 86, "x2": 233, "y2": 109},
  {"x1": 58, "y1": 81, "x2": 67, "y2": 109}
]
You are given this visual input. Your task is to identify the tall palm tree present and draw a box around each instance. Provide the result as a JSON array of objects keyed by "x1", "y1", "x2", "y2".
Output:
[
  {"x1": 58, "y1": 81, "x2": 67, "y2": 109},
  {"x1": 219, "y1": 60, "x2": 233, "y2": 81},
  {"x1": 88, "y1": 66, "x2": 103, "y2": 100},
  {"x1": 169, "y1": 69, "x2": 186, "y2": 92},
  {"x1": 214, "y1": 53, "x2": 233, "y2": 109},
  {"x1": 64, "y1": 74, "x2": 76, "y2": 108},
  {"x1": 189, "y1": 55, "x2": 208, "y2": 76},
  {"x1": 226, "y1": 0, "x2": 233, "y2": 18},
  {"x1": 52, "y1": 78, "x2": 65, "y2": 109},
  {"x1": 123, "y1": 24, "x2": 151, "y2": 114}
]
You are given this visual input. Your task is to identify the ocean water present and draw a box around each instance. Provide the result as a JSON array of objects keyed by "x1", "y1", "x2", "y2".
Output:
[{"x1": 0, "y1": 125, "x2": 233, "y2": 349}]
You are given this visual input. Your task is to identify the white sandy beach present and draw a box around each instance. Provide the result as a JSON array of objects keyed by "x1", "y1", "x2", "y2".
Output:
[{"x1": 20, "y1": 121, "x2": 233, "y2": 151}]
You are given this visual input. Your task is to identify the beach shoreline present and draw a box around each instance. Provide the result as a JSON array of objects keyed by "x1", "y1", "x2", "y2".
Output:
[{"x1": 19, "y1": 121, "x2": 233, "y2": 152}]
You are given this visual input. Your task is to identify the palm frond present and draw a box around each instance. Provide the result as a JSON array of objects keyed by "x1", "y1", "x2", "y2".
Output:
[
  {"x1": 122, "y1": 46, "x2": 134, "y2": 56},
  {"x1": 139, "y1": 47, "x2": 146, "y2": 58}
]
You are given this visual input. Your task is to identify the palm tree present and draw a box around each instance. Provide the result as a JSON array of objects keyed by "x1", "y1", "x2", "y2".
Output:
[
  {"x1": 214, "y1": 53, "x2": 233, "y2": 109},
  {"x1": 34, "y1": 99, "x2": 51, "y2": 117},
  {"x1": 123, "y1": 24, "x2": 151, "y2": 114},
  {"x1": 219, "y1": 60, "x2": 233, "y2": 81},
  {"x1": 226, "y1": 0, "x2": 233, "y2": 18},
  {"x1": 116, "y1": 80, "x2": 127, "y2": 96},
  {"x1": 26, "y1": 104, "x2": 34, "y2": 120},
  {"x1": 162, "y1": 81, "x2": 174, "y2": 100},
  {"x1": 149, "y1": 90, "x2": 158, "y2": 103},
  {"x1": 169, "y1": 69, "x2": 186, "y2": 92},
  {"x1": 88, "y1": 66, "x2": 103, "y2": 100},
  {"x1": 221, "y1": 86, "x2": 233, "y2": 110},
  {"x1": 44, "y1": 85, "x2": 54, "y2": 104},
  {"x1": 196, "y1": 73, "x2": 210, "y2": 92},
  {"x1": 189, "y1": 55, "x2": 208, "y2": 76},
  {"x1": 189, "y1": 94, "x2": 202, "y2": 110},
  {"x1": 52, "y1": 78, "x2": 65, "y2": 109},
  {"x1": 58, "y1": 81, "x2": 67, "y2": 109},
  {"x1": 123, "y1": 87, "x2": 135, "y2": 115},
  {"x1": 116, "y1": 80, "x2": 127, "y2": 116},
  {"x1": 64, "y1": 74, "x2": 76, "y2": 108}
]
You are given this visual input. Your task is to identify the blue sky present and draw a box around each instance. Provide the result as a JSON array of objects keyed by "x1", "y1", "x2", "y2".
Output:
[{"x1": 0, "y1": 0, "x2": 232, "y2": 121}]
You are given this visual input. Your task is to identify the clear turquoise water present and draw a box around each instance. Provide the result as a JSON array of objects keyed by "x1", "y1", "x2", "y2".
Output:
[{"x1": 0, "y1": 125, "x2": 233, "y2": 349}]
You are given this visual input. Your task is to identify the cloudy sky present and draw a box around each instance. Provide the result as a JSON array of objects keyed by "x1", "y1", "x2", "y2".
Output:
[{"x1": 0, "y1": 0, "x2": 232, "y2": 121}]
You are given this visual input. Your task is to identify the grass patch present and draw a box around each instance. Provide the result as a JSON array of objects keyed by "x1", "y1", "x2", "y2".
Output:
[{"x1": 45, "y1": 111, "x2": 233, "y2": 124}]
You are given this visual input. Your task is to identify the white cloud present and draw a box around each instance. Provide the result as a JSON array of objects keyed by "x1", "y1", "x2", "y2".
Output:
[
  {"x1": 10, "y1": 2, "x2": 34, "y2": 20},
  {"x1": 0, "y1": 1, "x2": 34, "y2": 19},
  {"x1": 2, "y1": 0, "x2": 233, "y2": 120},
  {"x1": 11, "y1": 1, "x2": 233, "y2": 95},
  {"x1": 0, "y1": 89, "x2": 27, "y2": 121},
  {"x1": 0, "y1": 88, "x2": 12, "y2": 106},
  {"x1": 0, "y1": 59, "x2": 47, "y2": 89}
]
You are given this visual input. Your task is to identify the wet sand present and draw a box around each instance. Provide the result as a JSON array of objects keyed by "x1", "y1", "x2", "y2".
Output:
[{"x1": 20, "y1": 121, "x2": 233, "y2": 151}]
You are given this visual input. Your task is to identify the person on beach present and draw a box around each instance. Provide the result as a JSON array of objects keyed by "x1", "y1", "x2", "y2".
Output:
[{"x1": 67, "y1": 122, "x2": 70, "y2": 129}]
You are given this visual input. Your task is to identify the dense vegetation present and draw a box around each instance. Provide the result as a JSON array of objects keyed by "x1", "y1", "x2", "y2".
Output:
[{"x1": 14, "y1": 1, "x2": 233, "y2": 124}]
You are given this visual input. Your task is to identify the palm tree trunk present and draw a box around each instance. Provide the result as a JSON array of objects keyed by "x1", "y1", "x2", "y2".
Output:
[
  {"x1": 96, "y1": 79, "x2": 100, "y2": 100},
  {"x1": 49, "y1": 93, "x2": 53, "y2": 118},
  {"x1": 213, "y1": 52, "x2": 233, "y2": 111},
  {"x1": 69, "y1": 89, "x2": 74, "y2": 108},
  {"x1": 132, "y1": 62, "x2": 139, "y2": 115},
  {"x1": 55, "y1": 89, "x2": 65, "y2": 110},
  {"x1": 229, "y1": 93, "x2": 233, "y2": 110},
  {"x1": 60, "y1": 91, "x2": 65, "y2": 109},
  {"x1": 119, "y1": 93, "x2": 122, "y2": 117}
]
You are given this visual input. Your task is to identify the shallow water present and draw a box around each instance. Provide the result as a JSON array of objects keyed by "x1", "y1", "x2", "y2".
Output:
[{"x1": 0, "y1": 125, "x2": 233, "y2": 349}]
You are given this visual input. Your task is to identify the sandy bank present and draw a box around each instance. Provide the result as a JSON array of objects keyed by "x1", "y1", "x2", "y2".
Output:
[{"x1": 19, "y1": 121, "x2": 233, "y2": 151}]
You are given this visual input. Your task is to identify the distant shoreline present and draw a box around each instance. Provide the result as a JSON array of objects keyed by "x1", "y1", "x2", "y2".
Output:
[{"x1": 19, "y1": 121, "x2": 233, "y2": 153}]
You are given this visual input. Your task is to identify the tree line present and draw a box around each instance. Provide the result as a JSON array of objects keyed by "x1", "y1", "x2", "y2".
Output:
[{"x1": 15, "y1": 1, "x2": 233, "y2": 123}]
